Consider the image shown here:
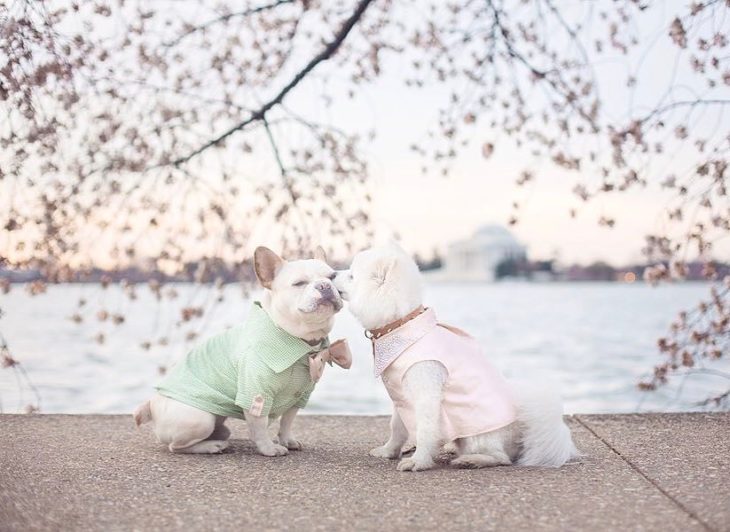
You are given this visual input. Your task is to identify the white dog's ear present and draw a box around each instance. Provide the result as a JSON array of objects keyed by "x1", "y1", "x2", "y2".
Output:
[
  {"x1": 254, "y1": 246, "x2": 284, "y2": 289},
  {"x1": 313, "y1": 246, "x2": 327, "y2": 262},
  {"x1": 371, "y1": 256, "x2": 398, "y2": 287}
]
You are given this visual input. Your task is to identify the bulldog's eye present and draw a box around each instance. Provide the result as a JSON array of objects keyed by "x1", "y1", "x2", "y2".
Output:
[
  {"x1": 328, "y1": 272, "x2": 336, "y2": 280},
  {"x1": 292, "y1": 280, "x2": 307, "y2": 287}
]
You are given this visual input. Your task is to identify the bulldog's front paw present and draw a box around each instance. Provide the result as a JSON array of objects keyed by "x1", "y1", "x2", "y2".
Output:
[
  {"x1": 397, "y1": 456, "x2": 435, "y2": 472},
  {"x1": 257, "y1": 443, "x2": 289, "y2": 457},
  {"x1": 369, "y1": 445, "x2": 401, "y2": 459},
  {"x1": 276, "y1": 436, "x2": 303, "y2": 451}
]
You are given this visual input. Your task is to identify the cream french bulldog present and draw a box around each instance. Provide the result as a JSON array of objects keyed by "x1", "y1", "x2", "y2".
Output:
[
  {"x1": 134, "y1": 246, "x2": 349, "y2": 456},
  {"x1": 334, "y1": 243, "x2": 578, "y2": 472}
]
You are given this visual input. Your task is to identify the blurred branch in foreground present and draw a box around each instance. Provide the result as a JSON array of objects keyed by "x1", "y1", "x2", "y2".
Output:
[{"x1": 0, "y1": 321, "x2": 41, "y2": 414}]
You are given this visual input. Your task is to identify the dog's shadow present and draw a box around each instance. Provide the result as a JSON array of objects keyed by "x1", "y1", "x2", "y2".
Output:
[{"x1": 220, "y1": 438, "x2": 259, "y2": 454}]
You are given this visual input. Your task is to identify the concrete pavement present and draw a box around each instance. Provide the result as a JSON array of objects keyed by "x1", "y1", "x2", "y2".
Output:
[{"x1": 0, "y1": 413, "x2": 728, "y2": 531}]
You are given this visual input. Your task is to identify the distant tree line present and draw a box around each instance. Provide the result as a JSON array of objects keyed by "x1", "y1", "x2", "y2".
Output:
[
  {"x1": 0, "y1": 259, "x2": 257, "y2": 285},
  {"x1": 494, "y1": 259, "x2": 730, "y2": 282},
  {"x1": 3, "y1": 257, "x2": 727, "y2": 285}
]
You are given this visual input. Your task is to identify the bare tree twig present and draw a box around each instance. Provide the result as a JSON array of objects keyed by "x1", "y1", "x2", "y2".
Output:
[
  {"x1": 261, "y1": 114, "x2": 316, "y2": 247},
  {"x1": 262, "y1": 116, "x2": 289, "y2": 180},
  {"x1": 162, "y1": 0, "x2": 297, "y2": 48},
  {"x1": 634, "y1": 99, "x2": 730, "y2": 126}
]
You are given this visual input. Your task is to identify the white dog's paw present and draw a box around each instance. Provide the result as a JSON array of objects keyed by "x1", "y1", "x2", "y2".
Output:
[
  {"x1": 276, "y1": 436, "x2": 303, "y2": 451},
  {"x1": 369, "y1": 445, "x2": 401, "y2": 459},
  {"x1": 257, "y1": 443, "x2": 289, "y2": 457},
  {"x1": 204, "y1": 440, "x2": 229, "y2": 454},
  {"x1": 450, "y1": 453, "x2": 509, "y2": 469},
  {"x1": 170, "y1": 439, "x2": 229, "y2": 454},
  {"x1": 396, "y1": 456, "x2": 435, "y2": 472}
]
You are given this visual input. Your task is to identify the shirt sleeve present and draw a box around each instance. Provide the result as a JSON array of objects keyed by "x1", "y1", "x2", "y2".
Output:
[{"x1": 234, "y1": 356, "x2": 282, "y2": 418}]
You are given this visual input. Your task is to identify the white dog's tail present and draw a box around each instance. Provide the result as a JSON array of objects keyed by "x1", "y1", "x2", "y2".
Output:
[
  {"x1": 133, "y1": 400, "x2": 152, "y2": 428},
  {"x1": 512, "y1": 383, "x2": 580, "y2": 467}
]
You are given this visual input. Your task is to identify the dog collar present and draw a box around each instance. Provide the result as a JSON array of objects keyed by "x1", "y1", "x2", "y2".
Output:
[
  {"x1": 365, "y1": 306, "x2": 427, "y2": 340},
  {"x1": 368, "y1": 307, "x2": 438, "y2": 377}
]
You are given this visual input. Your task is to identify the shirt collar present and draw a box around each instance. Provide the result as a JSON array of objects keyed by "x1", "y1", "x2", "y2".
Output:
[
  {"x1": 371, "y1": 308, "x2": 438, "y2": 377},
  {"x1": 246, "y1": 302, "x2": 329, "y2": 373}
]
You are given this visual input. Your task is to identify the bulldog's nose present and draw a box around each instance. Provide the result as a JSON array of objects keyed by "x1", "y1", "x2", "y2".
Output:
[{"x1": 315, "y1": 281, "x2": 334, "y2": 294}]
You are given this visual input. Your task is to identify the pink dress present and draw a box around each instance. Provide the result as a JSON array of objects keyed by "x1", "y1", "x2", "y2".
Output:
[{"x1": 373, "y1": 308, "x2": 517, "y2": 441}]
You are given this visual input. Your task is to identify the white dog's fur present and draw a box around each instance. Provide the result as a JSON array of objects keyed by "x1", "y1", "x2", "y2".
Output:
[
  {"x1": 134, "y1": 246, "x2": 342, "y2": 456},
  {"x1": 335, "y1": 243, "x2": 579, "y2": 471}
]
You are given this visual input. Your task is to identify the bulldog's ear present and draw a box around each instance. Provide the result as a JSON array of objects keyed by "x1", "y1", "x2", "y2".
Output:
[
  {"x1": 254, "y1": 247, "x2": 284, "y2": 289},
  {"x1": 313, "y1": 246, "x2": 327, "y2": 262}
]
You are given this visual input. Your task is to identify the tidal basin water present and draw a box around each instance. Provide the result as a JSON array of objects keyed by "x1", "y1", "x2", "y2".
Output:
[{"x1": 1, "y1": 282, "x2": 726, "y2": 415}]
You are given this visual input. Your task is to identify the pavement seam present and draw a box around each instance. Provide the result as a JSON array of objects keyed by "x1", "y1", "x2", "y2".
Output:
[{"x1": 573, "y1": 415, "x2": 715, "y2": 532}]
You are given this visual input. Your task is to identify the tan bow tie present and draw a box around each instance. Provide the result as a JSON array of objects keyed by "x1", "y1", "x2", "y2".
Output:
[{"x1": 309, "y1": 339, "x2": 352, "y2": 383}]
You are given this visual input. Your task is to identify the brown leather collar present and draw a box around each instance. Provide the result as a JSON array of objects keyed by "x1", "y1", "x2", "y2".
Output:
[{"x1": 366, "y1": 306, "x2": 426, "y2": 340}]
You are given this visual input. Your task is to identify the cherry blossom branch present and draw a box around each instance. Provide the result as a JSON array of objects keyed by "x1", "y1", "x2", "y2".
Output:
[
  {"x1": 0, "y1": 329, "x2": 41, "y2": 413},
  {"x1": 694, "y1": 388, "x2": 730, "y2": 407},
  {"x1": 484, "y1": 0, "x2": 599, "y2": 131},
  {"x1": 169, "y1": 0, "x2": 376, "y2": 167}
]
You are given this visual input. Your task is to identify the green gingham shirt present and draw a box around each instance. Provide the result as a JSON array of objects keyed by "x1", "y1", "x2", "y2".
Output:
[{"x1": 156, "y1": 302, "x2": 326, "y2": 419}]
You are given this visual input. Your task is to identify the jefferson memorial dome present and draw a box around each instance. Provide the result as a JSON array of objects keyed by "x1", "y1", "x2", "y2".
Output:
[{"x1": 442, "y1": 225, "x2": 527, "y2": 282}]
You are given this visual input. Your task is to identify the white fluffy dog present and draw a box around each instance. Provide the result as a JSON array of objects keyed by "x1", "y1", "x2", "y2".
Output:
[
  {"x1": 334, "y1": 243, "x2": 579, "y2": 472},
  {"x1": 134, "y1": 246, "x2": 346, "y2": 456}
]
